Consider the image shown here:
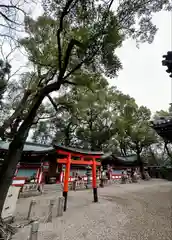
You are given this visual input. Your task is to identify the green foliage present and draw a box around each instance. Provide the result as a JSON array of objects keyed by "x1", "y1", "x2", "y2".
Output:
[
  {"x1": 0, "y1": 60, "x2": 11, "y2": 101},
  {"x1": 32, "y1": 121, "x2": 50, "y2": 144},
  {"x1": 73, "y1": 86, "x2": 120, "y2": 150},
  {"x1": 153, "y1": 109, "x2": 171, "y2": 120},
  {"x1": 20, "y1": 2, "x2": 123, "y2": 82},
  {"x1": 17, "y1": 0, "x2": 172, "y2": 150},
  {"x1": 43, "y1": 0, "x2": 172, "y2": 45},
  {"x1": 21, "y1": 16, "x2": 58, "y2": 68},
  {"x1": 1, "y1": 0, "x2": 171, "y2": 165},
  {"x1": 125, "y1": 105, "x2": 157, "y2": 153},
  {"x1": 117, "y1": 0, "x2": 171, "y2": 43},
  {"x1": 31, "y1": 72, "x2": 157, "y2": 156}
]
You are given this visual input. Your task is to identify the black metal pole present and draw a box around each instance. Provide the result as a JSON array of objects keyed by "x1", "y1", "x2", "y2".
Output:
[
  {"x1": 93, "y1": 187, "x2": 98, "y2": 202},
  {"x1": 63, "y1": 191, "x2": 68, "y2": 211}
]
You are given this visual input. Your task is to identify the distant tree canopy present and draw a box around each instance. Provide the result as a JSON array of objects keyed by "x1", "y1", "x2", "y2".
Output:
[
  {"x1": 31, "y1": 74, "x2": 157, "y2": 155},
  {"x1": 0, "y1": 0, "x2": 172, "y2": 216},
  {"x1": 0, "y1": 59, "x2": 11, "y2": 101},
  {"x1": 0, "y1": 0, "x2": 171, "y2": 160}
]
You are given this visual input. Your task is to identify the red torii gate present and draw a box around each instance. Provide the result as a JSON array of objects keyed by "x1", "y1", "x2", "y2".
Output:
[{"x1": 55, "y1": 145, "x2": 103, "y2": 211}]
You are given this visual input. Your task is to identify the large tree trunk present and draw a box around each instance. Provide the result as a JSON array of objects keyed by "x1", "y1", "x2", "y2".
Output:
[
  {"x1": 0, "y1": 93, "x2": 44, "y2": 215},
  {"x1": 165, "y1": 142, "x2": 172, "y2": 163},
  {"x1": 0, "y1": 136, "x2": 27, "y2": 215},
  {"x1": 64, "y1": 122, "x2": 72, "y2": 146},
  {"x1": 137, "y1": 151, "x2": 145, "y2": 180},
  {"x1": 0, "y1": 81, "x2": 61, "y2": 215}
]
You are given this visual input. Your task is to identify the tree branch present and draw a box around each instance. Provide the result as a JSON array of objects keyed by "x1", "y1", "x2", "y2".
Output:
[
  {"x1": 61, "y1": 15, "x2": 112, "y2": 82},
  {"x1": 26, "y1": 0, "x2": 116, "y2": 106},
  {"x1": 60, "y1": 38, "x2": 83, "y2": 79},
  {"x1": 0, "y1": 11, "x2": 22, "y2": 26},
  {"x1": 117, "y1": 0, "x2": 152, "y2": 31},
  {"x1": 47, "y1": 94, "x2": 59, "y2": 112},
  {"x1": 32, "y1": 115, "x2": 57, "y2": 125},
  {"x1": 0, "y1": 4, "x2": 25, "y2": 14},
  {"x1": 56, "y1": 0, "x2": 75, "y2": 72},
  {"x1": 63, "y1": 49, "x2": 97, "y2": 81},
  {"x1": 63, "y1": 80, "x2": 77, "y2": 85}
]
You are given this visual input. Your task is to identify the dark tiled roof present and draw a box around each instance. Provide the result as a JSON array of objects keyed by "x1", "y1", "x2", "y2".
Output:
[
  {"x1": 101, "y1": 153, "x2": 137, "y2": 162},
  {"x1": 0, "y1": 141, "x2": 54, "y2": 153},
  {"x1": 101, "y1": 152, "x2": 112, "y2": 159},
  {"x1": 101, "y1": 153, "x2": 139, "y2": 167},
  {"x1": 151, "y1": 118, "x2": 172, "y2": 142},
  {"x1": 116, "y1": 155, "x2": 138, "y2": 162},
  {"x1": 54, "y1": 144, "x2": 104, "y2": 156}
]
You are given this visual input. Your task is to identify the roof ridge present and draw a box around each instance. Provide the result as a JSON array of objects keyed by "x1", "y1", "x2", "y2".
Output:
[
  {"x1": 25, "y1": 141, "x2": 51, "y2": 148},
  {"x1": 0, "y1": 140, "x2": 51, "y2": 148}
]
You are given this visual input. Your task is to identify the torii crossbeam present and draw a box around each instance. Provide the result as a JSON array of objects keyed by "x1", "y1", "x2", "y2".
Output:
[{"x1": 54, "y1": 144, "x2": 103, "y2": 211}]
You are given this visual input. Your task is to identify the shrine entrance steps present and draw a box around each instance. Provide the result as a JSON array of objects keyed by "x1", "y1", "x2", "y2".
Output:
[{"x1": 43, "y1": 184, "x2": 62, "y2": 195}]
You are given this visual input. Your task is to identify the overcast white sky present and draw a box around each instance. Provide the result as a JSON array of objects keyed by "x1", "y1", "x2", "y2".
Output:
[
  {"x1": 113, "y1": 11, "x2": 172, "y2": 115},
  {"x1": 3, "y1": 7, "x2": 171, "y2": 115}
]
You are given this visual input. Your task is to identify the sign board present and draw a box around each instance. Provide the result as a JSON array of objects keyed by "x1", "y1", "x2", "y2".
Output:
[
  {"x1": 1, "y1": 186, "x2": 20, "y2": 221},
  {"x1": 12, "y1": 179, "x2": 25, "y2": 186}
]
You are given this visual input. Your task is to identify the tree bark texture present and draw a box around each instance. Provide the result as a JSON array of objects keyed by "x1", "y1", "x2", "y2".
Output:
[
  {"x1": 0, "y1": 93, "x2": 44, "y2": 215},
  {"x1": 137, "y1": 151, "x2": 145, "y2": 180},
  {"x1": 165, "y1": 143, "x2": 172, "y2": 161}
]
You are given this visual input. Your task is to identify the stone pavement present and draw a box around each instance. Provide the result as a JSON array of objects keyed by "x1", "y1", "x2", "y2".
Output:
[{"x1": 12, "y1": 179, "x2": 172, "y2": 240}]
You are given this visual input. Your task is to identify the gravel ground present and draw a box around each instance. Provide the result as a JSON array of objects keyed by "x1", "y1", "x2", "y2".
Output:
[{"x1": 12, "y1": 179, "x2": 172, "y2": 240}]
